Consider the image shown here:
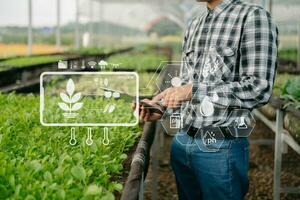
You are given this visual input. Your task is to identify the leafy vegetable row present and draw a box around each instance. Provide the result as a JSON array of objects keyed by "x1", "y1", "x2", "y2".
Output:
[
  {"x1": 107, "y1": 53, "x2": 168, "y2": 72},
  {"x1": 66, "y1": 47, "x2": 116, "y2": 56},
  {"x1": 0, "y1": 93, "x2": 141, "y2": 199},
  {"x1": 0, "y1": 47, "x2": 119, "y2": 71},
  {"x1": 0, "y1": 55, "x2": 66, "y2": 71},
  {"x1": 273, "y1": 74, "x2": 300, "y2": 109},
  {"x1": 278, "y1": 48, "x2": 297, "y2": 63}
]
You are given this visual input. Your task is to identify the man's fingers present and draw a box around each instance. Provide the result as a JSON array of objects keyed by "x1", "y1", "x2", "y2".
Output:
[
  {"x1": 144, "y1": 111, "x2": 151, "y2": 121},
  {"x1": 152, "y1": 93, "x2": 163, "y2": 102},
  {"x1": 164, "y1": 90, "x2": 174, "y2": 107},
  {"x1": 165, "y1": 94, "x2": 181, "y2": 108},
  {"x1": 142, "y1": 98, "x2": 151, "y2": 104},
  {"x1": 140, "y1": 106, "x2": 153, "y2": 122},
  {"x1": 153, "y1": 90, "x2": 167, "y2": 101},
  {"x1": 140, "y1": 108, "x2": 146, "y2": 120}
]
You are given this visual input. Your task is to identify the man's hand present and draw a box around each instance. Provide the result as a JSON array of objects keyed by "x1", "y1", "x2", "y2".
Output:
[
  {"x1": 154, "y1": 84, "x2": 192, "y2": 108},
  {"x1": 131, "y1": 84, "x2": 192, "y2": 122},
  {"x1": 132, "y1": 99, "x2": 162, "y2": 122}
]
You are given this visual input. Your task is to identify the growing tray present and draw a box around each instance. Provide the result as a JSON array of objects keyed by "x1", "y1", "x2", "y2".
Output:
[
  {"x1": 259, "y1": 97, "x2": 300, "y2": 142},
  {"x1": 0, "y1": 47, "x2": 134, "y2": 91}
]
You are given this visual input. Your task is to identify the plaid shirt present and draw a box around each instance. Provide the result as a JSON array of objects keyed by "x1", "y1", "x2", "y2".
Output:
[{"x1": 180, "y1": 0, "x2": 278, "y2": 129}]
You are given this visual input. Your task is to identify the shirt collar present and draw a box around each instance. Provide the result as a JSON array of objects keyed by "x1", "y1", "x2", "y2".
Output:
[{"x1": 207, "y1": 0, "x2": 236, "y2": 16}]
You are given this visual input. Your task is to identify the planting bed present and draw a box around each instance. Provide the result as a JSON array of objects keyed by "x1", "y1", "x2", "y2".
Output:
[
  {"x1": 259, "y1": 75, "x2": 300, "y2": 141},
  {"x1": 279, "y1": 49, "x2": 298, "y2": 64},
  {"x1": 0, "y1": 47, "x2": 133, "y2": 93},
  {"x1": 0, "y1": 45, "x2": 170, "y2": 199},
  {"x1": 278, "y1": 48, "x2": 300, "y2": 74},
  {"x1": 0, "y1": 93, "x2": 141, "y2": 199},
  {"x1": 108, "y1": 53, "x2": 168, "y2": 72},
  {"x1": 143, "y1": 120, "x2": 300, "y2": 200},
  {"x1": 0, "y1": 55, "x2": 67, "y2": 71}
]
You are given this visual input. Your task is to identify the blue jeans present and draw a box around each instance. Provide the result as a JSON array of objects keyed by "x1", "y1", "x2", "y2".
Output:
[{"x1": 170, "y1": 129, "x2": 249, "y2": 200}]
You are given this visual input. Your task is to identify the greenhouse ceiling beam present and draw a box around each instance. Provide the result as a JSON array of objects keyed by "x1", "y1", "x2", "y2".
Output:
[
  {"x1": 298, "y1": 24, "x2": 300, "y2": 71},
  {"x1": 92, "y1": 0, "x2": 185, "y2": 3},
  {"x1": 75, "y1": 0, "x2": 80, "y2": 48},
  {"x1": 89, "y1": 0, "x2": 94, "y2": 47},
  {"x1": 27, "y1": 0, "x2": 32, "y2": 56},
  {"x1": 56, "y1": 0, "x2": 61, "y2": 50}
]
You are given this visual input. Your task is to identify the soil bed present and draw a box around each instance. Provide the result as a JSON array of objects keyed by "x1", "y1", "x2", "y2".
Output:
[{"x1": 144, "y1": 120, "x2": 300, "y2": 200}]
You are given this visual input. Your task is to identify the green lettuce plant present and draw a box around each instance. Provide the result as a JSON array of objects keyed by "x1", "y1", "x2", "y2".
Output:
[{"x1": 0, "y1": 93, "x2": 141, "y2": 199}]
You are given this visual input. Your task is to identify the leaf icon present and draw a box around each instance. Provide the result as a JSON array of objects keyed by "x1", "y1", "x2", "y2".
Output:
[
  {"x1": 108, "y1": 104, "x2": 116, "y2": 113},
  {"x1": 58, "y1": 103, "x2": 70, "y2": 111},
  {"x1": 58, "y1": 78, "x2": 83, "y2": 117},
  {"x1": 71, "y1": 103, "x2": 83, "y2": 111},
  {"x1": 60, "y1": 93, "x2": 71, "y2": 103},
  {"x1": 71, "y1": 92, "x2": 81, "y2": 103},
  {"x1": 66, "y1": 79, "x2": 75, "y2": 96}
]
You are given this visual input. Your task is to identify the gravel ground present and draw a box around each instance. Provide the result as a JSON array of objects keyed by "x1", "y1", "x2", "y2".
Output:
[{"x1": 144, "y1": 120, "x2": 300, "y2": 200}]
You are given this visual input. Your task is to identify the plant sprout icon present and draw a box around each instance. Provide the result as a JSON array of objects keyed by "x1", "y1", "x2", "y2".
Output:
[
  {"x1": 203, "y1": 53, "x2": 218, "y2": 78},
  {"x1": 58, "y1": 79, "x2": 83, "y2": 118},
  {"x1": 112, "y1": 63, "x2": 121, "y2": 69}
]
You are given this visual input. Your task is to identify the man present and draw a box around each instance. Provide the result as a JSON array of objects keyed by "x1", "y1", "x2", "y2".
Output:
[{"x1": 139, "y1": 0, "x2": 278, "y2": 199}]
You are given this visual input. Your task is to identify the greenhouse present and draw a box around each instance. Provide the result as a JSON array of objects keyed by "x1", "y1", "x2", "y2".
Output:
[{"x1": 0, "y1": 0, "x2": 299, "y2": 199}]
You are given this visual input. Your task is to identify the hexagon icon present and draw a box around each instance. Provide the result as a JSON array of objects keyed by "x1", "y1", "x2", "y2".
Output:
[
  {"x1": 139, "y1": 61, "x2": 167, "y2": 96},
  {"x1": 191, "y1": 85, "x2": 230, "y2": 126},
  {"x1": 159, "y1": 105, "x2": 194, "y2": 137},
  {"x1": 160, "y1": 108, "x2": 182, "y2": 136},
  {"x1": 227, "y1": 109, "x2": 256, "y2": 137},
  {"x1": 155, "y1": 61, "x2": 182, "y2": 92},
  {"x1": 194, "y1": 126, "x2": 225, "y2": 152},
  {"x1": 172, "y1": 106, "x2": 195, "y2": 146}
]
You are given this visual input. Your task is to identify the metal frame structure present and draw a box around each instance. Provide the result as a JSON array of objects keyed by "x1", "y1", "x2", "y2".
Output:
[
  {"x1": 26, "y1": 0, "x2": 198, "y2": 54},
  {"x1": 56, "y1": 0, "x2": 61, "y2": 49},
  {"x1": 26, "y1": 0, "x2": 76, "y2": 55},
  {"x1": 253, "y1": 107, "x2": 300, "y2": 200},
  {"x1": 27, "y1": 0, "x2": 32, "y2": 55},
  {"x1": 298, "y1": 23, "x2": 300, "y2": 71},
  {"x1": 26, "y1": 0, "x2": 275, "y2": 56}
]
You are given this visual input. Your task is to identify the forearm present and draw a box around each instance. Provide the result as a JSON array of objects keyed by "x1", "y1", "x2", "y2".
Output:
[{"x1": 191, "y1": 76, "x2": 274, "y2": 110}]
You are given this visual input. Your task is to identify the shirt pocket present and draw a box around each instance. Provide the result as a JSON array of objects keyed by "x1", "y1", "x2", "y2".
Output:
[
  {"x1": 202, "y1": 46, "x2": 237, "y2": 82},
  {"x1": 214, "y1": 46, "x2": 237, "y2": 80}
]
